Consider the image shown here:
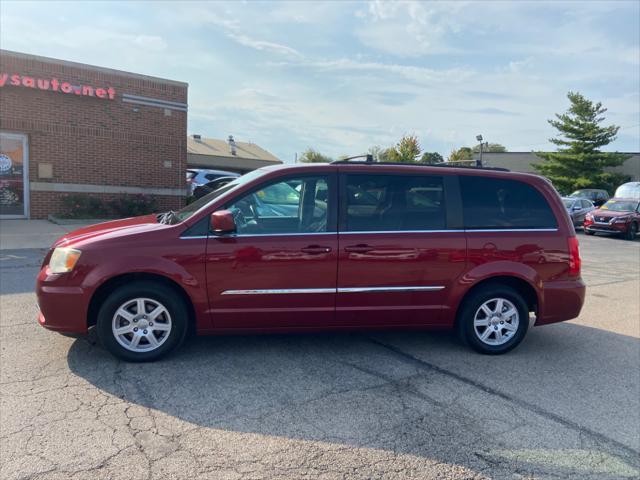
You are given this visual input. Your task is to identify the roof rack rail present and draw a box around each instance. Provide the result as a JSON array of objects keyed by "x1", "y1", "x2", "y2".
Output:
[
  {"x1": 330, "y1": 159, "x2": 509, "y2": 172},
  {"x1": 331, "y1": 154, "x2": 374, "y2": 164}
]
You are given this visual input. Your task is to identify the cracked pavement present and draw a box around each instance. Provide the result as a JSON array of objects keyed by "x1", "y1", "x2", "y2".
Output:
[{"x1": 1, "y1": 233, "x2": 639, "y2": 479}]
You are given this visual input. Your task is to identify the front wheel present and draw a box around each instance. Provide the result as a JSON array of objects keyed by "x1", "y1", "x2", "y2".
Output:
[
  {"x1": 457, "y1": 284, "x2": 529, "y2": 355},
  {"x1": 584, "y1": 229, "x2": 595, "y2": 236},
  {"x1": 625, "y1": 222, "x2": 637, "y2": 241},
  {"x1": 96, "y1": 282, "x2": 189, "y2": 362}
]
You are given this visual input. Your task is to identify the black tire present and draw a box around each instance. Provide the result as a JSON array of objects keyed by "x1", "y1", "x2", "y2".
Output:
[
  {"x1": 584, "y1": 229, "x2": 595, "y2": 236},
  {"x1": 625, "y1": 222, "x2": 637, "y2": 241},
  {"x1": 96, "y1": 281, "x2": 189, "y2": 362},
  {"x1": 457, "y1": 284, "x2": 529, "y2": 355}
]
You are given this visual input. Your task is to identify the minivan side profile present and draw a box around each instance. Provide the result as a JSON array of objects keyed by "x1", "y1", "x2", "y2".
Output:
[{"x1": 36, "y1": 163, "x2": 585, "y2": 361}]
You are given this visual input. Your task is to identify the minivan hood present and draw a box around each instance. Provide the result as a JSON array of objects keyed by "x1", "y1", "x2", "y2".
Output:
[{"x1": 52, "y1": 214, "x2": 164, "y2": 248}]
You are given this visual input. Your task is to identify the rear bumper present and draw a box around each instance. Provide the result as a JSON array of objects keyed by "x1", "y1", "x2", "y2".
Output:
[
  {"x1": 536, "y1": 278, "x2": 586, "y2": 326},
  {"x1": 36, "y1": 268, "x2": 90, "y2": 334}
]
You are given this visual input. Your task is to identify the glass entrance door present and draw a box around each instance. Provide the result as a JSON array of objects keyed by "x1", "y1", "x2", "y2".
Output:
[{"x1": 0, "y1": 132, "x2": 29, "y2": 218}]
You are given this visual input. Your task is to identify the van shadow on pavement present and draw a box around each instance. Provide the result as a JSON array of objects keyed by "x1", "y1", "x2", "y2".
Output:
[{"x1": 67, "y1": 324, "x2": 640, "y2": 479}]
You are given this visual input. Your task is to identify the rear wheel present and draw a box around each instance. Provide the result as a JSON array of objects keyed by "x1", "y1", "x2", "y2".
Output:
[
  {"x1": 625, "y1": 222, "x2": 637, "y2": 241},
  {"x1": 96, "y1": 282, "x2": 189, "y2": 362},
  {"x1": 458, "y1": 284, "x2": 529, "y2": 355}
]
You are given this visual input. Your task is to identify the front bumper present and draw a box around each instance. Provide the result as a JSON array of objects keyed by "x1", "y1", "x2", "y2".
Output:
[
  {"x1": 36, "y1": 267, "x2": 90, "y2": 334},
  {"x1": 584, "y1": 221, "x2": 628, "y2": 234}
]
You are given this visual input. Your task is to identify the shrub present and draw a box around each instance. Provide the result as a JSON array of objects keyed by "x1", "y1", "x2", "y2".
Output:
[
  {"x1": 109, "y1": 194, "x2": 159, "y2": 218},
  {"x1": 60, "y1": 194, "x2": 110, "y2": 219}
]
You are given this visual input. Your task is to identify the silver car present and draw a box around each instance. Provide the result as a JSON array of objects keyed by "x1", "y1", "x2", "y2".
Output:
[{"x1": 562, "y1": 197, "x2": 596, "y2": 227}]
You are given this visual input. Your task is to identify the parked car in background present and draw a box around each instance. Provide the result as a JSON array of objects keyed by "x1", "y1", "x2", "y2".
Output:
[
  {"x1": 569, "y1": 188, "x2": 609, "y2": 207},
  {"x1": 584, "y1": 198, "x2": 640, "y2": 240},
  {"x1": 562, "y1": 197, "x2": 595, "y2": 227},
  {"x1": 187, "y1": 169, "x2": 239, "y2": 195},
  {"x1": 37, "y1": 162, "x2": 585, "y2": 361},
  {"x1": 192, "y1": 176, "x2": 238, "y2": 200},
  {"x1": 614, "y1": 182, "x2": 640, "y2": 200}
]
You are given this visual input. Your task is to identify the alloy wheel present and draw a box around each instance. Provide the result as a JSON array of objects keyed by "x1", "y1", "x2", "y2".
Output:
[
  {"x1": 111, "y1": 298, "x2": 172, "y2": 352},
  {"x1": 473, "y1": 297, "x2": 520, "y2": 346}
]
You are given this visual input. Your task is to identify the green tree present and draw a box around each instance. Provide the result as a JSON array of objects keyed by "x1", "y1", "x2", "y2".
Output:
[
  {"x1": 298, "y1": 148, "x2": 332, "y2": 163},
  {"x1": 533, "y1": 92, "x2": 629, "y2": 193},
  {"x1": 471, "y1": 143, "x2": 507, "y2": 153},
  {"x1": 386, "y1": 135, "x2": 421, "y2": 163},
  {"x1": 420, "y1": 152, "x2": 444, "y2": 164},
  {"x1": 447, "y1": 147, "x2": 473, "y2": 163},
  {"x1": 368, "y1": 145, "x2": 391, "y2": 162}
]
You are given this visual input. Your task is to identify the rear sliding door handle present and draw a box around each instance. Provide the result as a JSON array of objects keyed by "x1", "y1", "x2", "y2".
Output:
[
  {"x1": 301, "y1": 245, "x2": 332, "y2": 254},
  {"x1": 344, "y1": 244, "x2": 374, "y2": 253}
]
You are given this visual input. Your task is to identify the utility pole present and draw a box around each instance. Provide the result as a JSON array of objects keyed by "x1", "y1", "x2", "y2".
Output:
[{"x1": 476, "y1": 134, "x2": 487, "y2": 167}]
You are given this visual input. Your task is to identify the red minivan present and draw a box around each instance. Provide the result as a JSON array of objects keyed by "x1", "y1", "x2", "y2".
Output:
[{"x1": 36, "y1": 162, "x2": 586, "y2": 361}]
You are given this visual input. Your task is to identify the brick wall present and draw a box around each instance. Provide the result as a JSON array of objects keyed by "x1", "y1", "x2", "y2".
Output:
[{"x1": 0, "y1": 50, "x2": 188, "y2": 218}]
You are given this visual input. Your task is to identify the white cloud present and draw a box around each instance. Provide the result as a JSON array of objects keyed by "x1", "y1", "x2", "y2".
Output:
[
  {"x1": 354, "y1": 0, "x2": 468, "y2": 56},
  {"x1": 226, "y1": 33, "x2": 301, "y2": 58}
]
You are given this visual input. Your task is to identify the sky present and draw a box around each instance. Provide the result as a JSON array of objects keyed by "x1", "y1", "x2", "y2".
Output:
[{"x1": 1, "y1": 0, "x2": 639, "y2": 163}]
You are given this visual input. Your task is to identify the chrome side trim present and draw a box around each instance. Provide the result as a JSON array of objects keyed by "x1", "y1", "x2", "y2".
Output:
[
  {"x1": 338, "y1": 286, "x2": 445, "y2": 293},
  {"x1": 232, "y1": 232, "x2": 337, "y2": 238},
  {"x1": 221, "y1": 286, "x2": 445, "y2": 295},
  {"x1": 340, "y1": 230, "x2": 464, "y2": 234},
  {"x1": 179, "y1": 235, "x2": 208, "y2": 240},
  {"x1": 182, "y1": 228, "x2": 557, "y2": 239},
  {"x1": 221, "y1": 288, "x2": 335, "y2": 295},
  {"x1": 464, "y1": 228, "x2": 558, "y2": 233}
]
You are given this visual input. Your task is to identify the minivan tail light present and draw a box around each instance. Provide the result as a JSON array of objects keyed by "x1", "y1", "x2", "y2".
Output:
[{"x1": 567, "y1": 236, "x2": 581, "y2": 277}]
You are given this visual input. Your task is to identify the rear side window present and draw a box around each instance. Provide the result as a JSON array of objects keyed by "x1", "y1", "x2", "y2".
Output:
[
  {"x1": 460, "y1": 176, "x2": 557, "y2": 230},
  {"x1": 344, "y1": 174, "x2": 445, "y2": 231}
]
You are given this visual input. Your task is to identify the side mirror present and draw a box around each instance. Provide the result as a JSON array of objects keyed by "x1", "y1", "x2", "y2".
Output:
[{"x1": 210, "y1": 210, "x2": 236, "y2": 235}]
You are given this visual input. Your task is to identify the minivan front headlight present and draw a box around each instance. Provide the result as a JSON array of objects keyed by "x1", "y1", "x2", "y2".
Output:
[{"x1": 49, "y1": 247, "x2": 82, "y2": 274}]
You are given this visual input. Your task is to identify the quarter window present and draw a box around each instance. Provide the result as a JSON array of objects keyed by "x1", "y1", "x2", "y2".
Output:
[
  {"x1": 460, "y1": 176, "x2": 557, "y2": 229},
  {"x1": 344, "y1": 174, "x2": 446, "y2": 231},
  {"x1": 226, "y1": 176, "x2": 330, "y2": 235}
]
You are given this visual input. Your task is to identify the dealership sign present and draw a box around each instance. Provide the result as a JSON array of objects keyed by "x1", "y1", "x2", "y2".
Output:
[{"x1": 0, "y1": 73, "x2": 115, "y2": 100}]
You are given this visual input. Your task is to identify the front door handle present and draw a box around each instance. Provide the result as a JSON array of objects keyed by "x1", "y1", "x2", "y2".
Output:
[
  {"x1": 344, "y1": 244, "x2": 374, "y2": 253},
  {"x1": 301, "y1": 245, "x2": 332, "y2": 254}
]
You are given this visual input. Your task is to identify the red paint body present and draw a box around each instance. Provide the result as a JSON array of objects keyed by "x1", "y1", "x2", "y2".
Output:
[
  {"x1": 36, "y1": 164, "x2": 586, "y2": 336},
  {"x1": 583, "y1": 199, "x2": 640, "y2": 236}
]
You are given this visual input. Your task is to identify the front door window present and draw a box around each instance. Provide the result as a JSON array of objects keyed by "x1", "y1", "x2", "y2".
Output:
[
  {"x1": 227, "y1": 176, "x2": 330, "y2": 235},
  {"x1": 0, "y1": 132, "x2": 28, "y2": 218}
]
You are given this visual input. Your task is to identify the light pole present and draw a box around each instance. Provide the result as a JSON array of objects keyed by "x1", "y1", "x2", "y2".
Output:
[{"x1": 476, "y1": 134, "x2": 487, "y2": 167}]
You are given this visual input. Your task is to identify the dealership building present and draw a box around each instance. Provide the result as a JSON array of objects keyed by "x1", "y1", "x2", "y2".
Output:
[{"x1": 0, "y1": 50, "x2": 189, "y2": 219}]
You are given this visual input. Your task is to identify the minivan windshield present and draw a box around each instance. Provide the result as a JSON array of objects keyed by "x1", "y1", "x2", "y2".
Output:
[
  {"x1": 170, "y1": 169, "x2": 271, "y2": 223},
  {"x1": 600, "y1": 199, "x2": 639, "y2": 212}
]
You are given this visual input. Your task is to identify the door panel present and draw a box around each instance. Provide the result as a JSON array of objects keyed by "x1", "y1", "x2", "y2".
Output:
[
  {"x1": 206, "y1": 234, "x2": 337, "y2": 328},
  {"x1": 337, "y1": 231, "x2": 467, "y2": 325},
  {"x1": 336, "y1": 172, "x2": 467, "y2": 326},
  {"x1": 205, "y1": 172, "x2": 338, "y2": 329}
]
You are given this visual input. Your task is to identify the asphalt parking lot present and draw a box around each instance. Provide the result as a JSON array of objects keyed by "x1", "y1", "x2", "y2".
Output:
[{"x1": 1, "y1": 233, "x2": 638, "y2": 479}]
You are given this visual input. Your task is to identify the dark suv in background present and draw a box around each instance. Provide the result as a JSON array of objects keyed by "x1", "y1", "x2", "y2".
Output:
[
  {"x1": 569, "y1": 188, "x2": 609, "y2": 207},
  {"x1": 37, "y1": 162, "x2": 585, "y2": 361}
]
